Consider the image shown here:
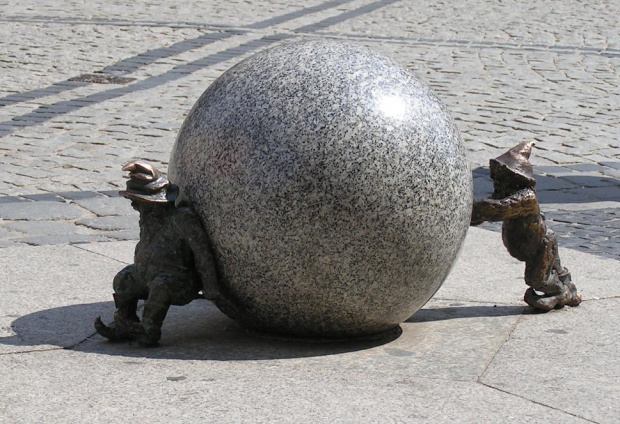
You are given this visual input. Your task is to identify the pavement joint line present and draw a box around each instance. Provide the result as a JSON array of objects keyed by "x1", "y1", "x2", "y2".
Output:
[
  {"x1": 476, "y1": 312, "x2": 525, "y2": 382},
  {"x1": 305, "y1": 31, "x2": 620, "y2": 57},
  {"x1": 477, "y1": 381, "x2": 599, "y2": 423},
  {"x1": 294, "y1": 0, "x2": 401, "y2": 33},
  {"x1": 432, "y1": 298, "x2": 522, "y2": 307},
  {"x1": 71, "y1": 244, "x2": 132, "y2": 265},
  {"x1": 0, "y1": 16, "x2": 250, "y2": 30},
  {"x1": 0, "y1": 1, "x2": 395, "y2": 134},
  {"x1": 581, "y1": 296, "x2": 620, "y2": 303},
  {"x1": 0, "y1": 36, "x2": 285, "y2": 136},
  {"x1": 0, "y1": 347, "x2": 64, "y2": 357},
  {"x1": 0, "y1": 0, "x2": 360, "y2": 110}
]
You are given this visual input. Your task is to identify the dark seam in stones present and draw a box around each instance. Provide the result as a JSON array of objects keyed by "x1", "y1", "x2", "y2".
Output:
[
  {"x1": 294, "y1": 0, "x2": 402, "y2": 33},
  {"x1": 0, "y1": 34, "x2": 293, "y2": 137},
  {"x1": 310, "y1": 31, "x2": 620, "y2": 57},
  {"x1": 0, "y1": 0, "x2": 359, "y2": 110},
  {"x1": 0, "y1": 0, "x2": 401, "y2": 133}
]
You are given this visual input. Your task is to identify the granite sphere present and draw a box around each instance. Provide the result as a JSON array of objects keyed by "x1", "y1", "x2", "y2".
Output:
[{"x1": 169, "y1": 40, "x2": 473, "y2": 338}]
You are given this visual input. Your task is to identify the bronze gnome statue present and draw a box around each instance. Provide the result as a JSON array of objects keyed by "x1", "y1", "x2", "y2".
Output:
[
  {"x1": 94, "y1": 161, "x2": 234, "y2": 346},
  {"x1": 471, "y1": 141, "x2": 582, "y2": 311}
]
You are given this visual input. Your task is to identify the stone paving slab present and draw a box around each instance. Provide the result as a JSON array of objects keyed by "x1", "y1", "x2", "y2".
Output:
[
  {"x1": 437, "y1": 228, "x2": 620, "y2": 305},
  {"x1": 481, "y1": 298, "x2": 620, "y2": 423},
  {"x1": 0, "y1": 1, "x2": 618, "y2": 420},
  {"x1": 0, "y1": 0, "x2": 618, "y2": 258},
  {"x1": 1, "y1": 227, "x2": 616, "y2": 422},
  {"x1": 0, "y1": 201, "x2": 90, "y2": 221},
  {"x1": 0, "y1": 347, "x2": 589, "y2": 423},
  {"x1": 0, "y1": 244, "x2": 121, "y2": 354},
  {"x1": 77, "y1": 240, "x2": 135, "y2": 264}
]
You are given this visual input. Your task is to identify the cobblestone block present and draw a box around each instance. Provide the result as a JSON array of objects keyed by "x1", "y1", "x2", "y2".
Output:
[
  {"x1": 76, "y1": 216, "x2": 137, "y2": 231},
  {"x1": 537, "y1": 190, "x2": 596, "y2": 204},
  {"x1": 55, "y1": 191, "x2": 107, "y2": 201},
  {"x1": 535, "y1": 176, "x2": 579, "y2": 191},
  {"x1": 74, "y1": 197, "x2": 135, "y2": 217},
  {"x1": 0, "y1": 196, "x2": 29, "y2": 204},
  {"x1": 0, "y1": 201, "x2": 89, "y2": 221},
  {"x1": 16, "y1": 234, "x2": 109, "y2": 246},
  {"x1": 565, "y1": 163, "x2": 606, "y2": 172},
  {"x1": 561, "y1": 175, "x2": 620, "y2": 188},
  {"x1": 0, "y1": 240, "x2": 16, "y2": 248},
  {"x1": 535, "y1": 166, "x2": 576, "y2": 176},
  {"x1": 600, "y1": 161, "x2": 620, "y2": 170},
  {"x1": 101, "y1": 228, "x2": 140, "y2": 240},
  {"x1": 2, "y1": 221, "x2": 79, "y2": 236},
  {"x1": 580, "y1": 187, "x2": 620, "y2": 202},
  {"x1": 21, "y1": 193, "x2": 65, "y2": 202}
]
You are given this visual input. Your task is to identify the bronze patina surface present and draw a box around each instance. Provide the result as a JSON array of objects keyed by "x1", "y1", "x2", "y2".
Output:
[
  {"x1": 471, "y1": 141, "x2": 582, "y2": 311},
  {"x1": 94, "y1": 161, "x2": 235, "y2": 346}
]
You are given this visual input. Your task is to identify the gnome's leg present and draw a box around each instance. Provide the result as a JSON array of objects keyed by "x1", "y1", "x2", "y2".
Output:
[
  {"x1": 112, "y1": 265, "x2": 145, "y2": 322},
  {"x1": 523, "y1": 229, "x2": 581, "y2": 310},
  {"x1": 136, "y1": 274, "x2": 173, "y2": 346},
  {"x1": 95, "y1": 265, "x2": 147, "y2": 341}
]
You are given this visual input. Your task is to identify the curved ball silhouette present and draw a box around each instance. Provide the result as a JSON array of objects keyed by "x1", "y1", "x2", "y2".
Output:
[{"x1": 169, "y1": 40, "x2": 473, "y2": 338}]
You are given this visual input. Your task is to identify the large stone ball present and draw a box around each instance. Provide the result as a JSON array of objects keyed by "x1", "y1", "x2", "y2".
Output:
[{"x1": 169, "y1": 40, "x2": 472, "y2": 338}]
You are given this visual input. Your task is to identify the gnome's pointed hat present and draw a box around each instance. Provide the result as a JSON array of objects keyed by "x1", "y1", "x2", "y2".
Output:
[
  {"x1": 489, "y1": 141, "x2": 536, "y2": 185},
  {"x1": 119, "y1": 160, "x2": 179, "y2": 203}
]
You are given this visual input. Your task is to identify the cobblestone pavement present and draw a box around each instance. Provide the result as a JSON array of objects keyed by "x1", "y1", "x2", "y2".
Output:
[{"x1": 0, "y1": 0, "x2": 618, "y2": 259}]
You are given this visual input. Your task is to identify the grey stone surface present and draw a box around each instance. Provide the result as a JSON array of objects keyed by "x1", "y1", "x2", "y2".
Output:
[
  {"x1": 74, "y1": 196, "x2": 136, "y2": 217},
  {"x1": 0, "y1": 219, "x2": 613, "y2": 423},
  {"x1": 76, "y1": 240, "x2": 135, "y2": 264},
  {"x1": 100, "y1": 228, "x2": 140, "y2": 240},
  {"x1": 0, "y1": 244, "x2": 120, "y2": 354},
  {"x1": 0, "y1": 0, "x2": 618, "y2": 420},
  {"x1": 481, "y1": 298, "x2": 620, "y2": 423},
  {"x1": 2, "y1": 220, "x2": 82, "y2": 236},
  {"x1": 437, "y1": 227, "x2": 620, "y2": 304},
  {"x1": 17, "y1": 234, "x2": 109, "y2": 246},
  {"x1": 169, "y1": 40, "x2": 473, "y2": 337},
  {"x1": 0, "y1": 346, "x2": 588, "y2": 423},
  {"x1": 76, "y1": 215, "x2": 137, "y2": 231},
  {"x1": 0, "y1": 0, "x2": 617, "y2": 259},
  {"x1": 0, "y1": 201, "x2": 89, "y2": 220}
]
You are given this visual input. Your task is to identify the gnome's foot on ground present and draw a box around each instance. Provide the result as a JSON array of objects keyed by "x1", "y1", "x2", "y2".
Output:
[
  {"x1": 524, "y1": 287, "x2": 582, "y2": 311},
  {"x1": 94, "y1": 317, "x2": 134, "y2": 342},
  {"x1": 94, "y1": 316, "x2": 161, "y2": 346}
]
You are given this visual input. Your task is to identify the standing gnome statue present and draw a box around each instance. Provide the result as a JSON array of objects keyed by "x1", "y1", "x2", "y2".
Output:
[{"x1": 471, "y1": 141, "x2": 582, "y2": 310}]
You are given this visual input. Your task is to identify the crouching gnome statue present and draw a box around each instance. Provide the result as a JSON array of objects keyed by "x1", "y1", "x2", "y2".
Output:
[
  {"x1": 471, "y1": 141, "x2": 582, "y2": 311},
  {"x1": 94, "y1": 161, "x2": 236, "y2": 346}
]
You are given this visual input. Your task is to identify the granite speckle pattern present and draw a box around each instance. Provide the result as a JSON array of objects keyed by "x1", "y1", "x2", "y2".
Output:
[{"x1": 169, "y1": 40, "x2": 473, "y2": 338}]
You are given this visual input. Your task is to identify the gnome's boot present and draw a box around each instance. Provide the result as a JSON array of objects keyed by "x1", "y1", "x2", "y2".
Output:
[
  {"x1": 94, "y1": 291, "x2": 142, "y2": 341},
  {"x1": 113, "y1": 292, "x2": 140, "y2": 323},
  {"x1": 524, "y1": 268, "x2": 581, "y2": 311}
]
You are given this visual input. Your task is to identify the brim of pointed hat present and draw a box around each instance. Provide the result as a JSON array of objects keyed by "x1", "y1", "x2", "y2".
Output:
[{"x1": 489, "y1": 158, "x2": 536, "y2": 184}]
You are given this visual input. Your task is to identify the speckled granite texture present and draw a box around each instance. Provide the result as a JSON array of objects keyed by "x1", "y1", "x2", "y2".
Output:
[{"x1": 169, "y1": 40, "x2": 473, "y2": 338}]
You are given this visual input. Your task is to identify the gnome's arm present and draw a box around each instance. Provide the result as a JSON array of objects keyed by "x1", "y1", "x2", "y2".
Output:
[
  {"x1": 174, "y1": 207, "x2": 221, "y2": 300},
  {"x1": 471, "y1": 189, "x2": 540, "y2": 224}
]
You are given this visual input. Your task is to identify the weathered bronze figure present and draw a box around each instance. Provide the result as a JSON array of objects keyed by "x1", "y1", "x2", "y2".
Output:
[
  {"x1": 94, "y1": 161, "x2": 233, "y2": 346},
  {"x1": 471, "y1": 141, "x2": 582, "y2": 311}
]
